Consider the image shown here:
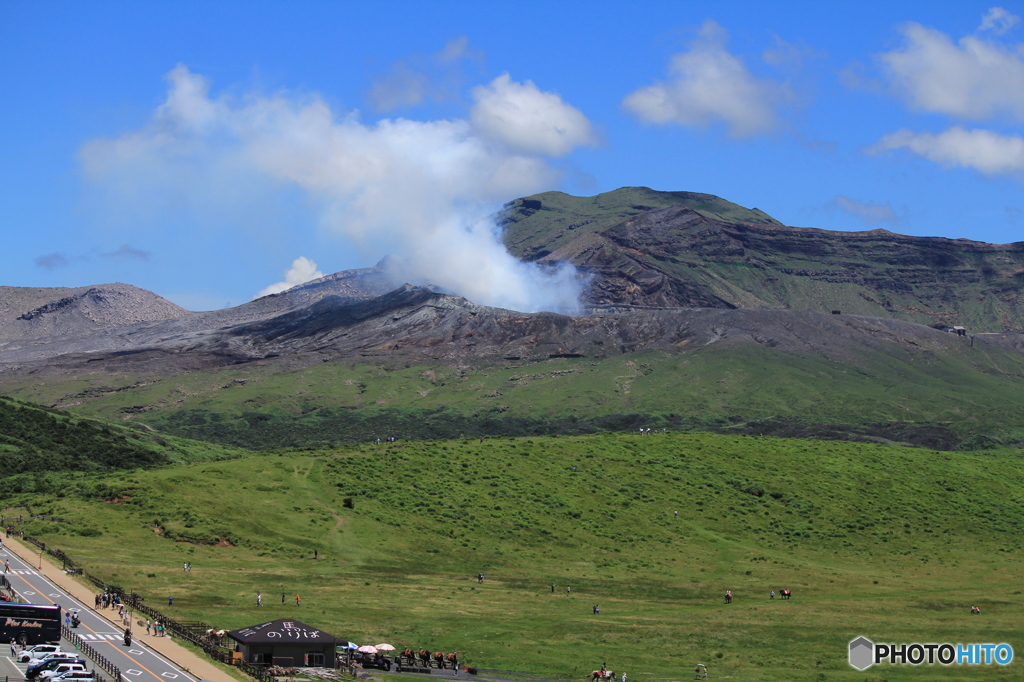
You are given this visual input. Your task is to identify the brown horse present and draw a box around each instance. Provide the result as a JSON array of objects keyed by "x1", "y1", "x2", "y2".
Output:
[
  {"x1": 434, "y1": 652, "x2": 446, "y2": 669},
  {"x1": 402, "y1": 649, "x2": 415, "y2": 664},
  {"x1": 724, "y1": 591, "x2": 732, "y2": 604},
  {"x1": 781, "y1": 589, "x2": 791, "y2": 600},
  {"x1": 419, "y1": 649, "x2": 431, "y2": 666},
  {"x1": 591, "y1": 671, "x2": 614, "y2": 681}
]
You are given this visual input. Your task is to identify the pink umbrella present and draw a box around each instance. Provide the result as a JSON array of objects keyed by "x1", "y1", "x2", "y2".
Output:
[
  {"x1": 375, "y1": 644, "x2": 396, "y2": 651},
  {"x1": 357, "y1": 645, "x2": 378, "y2": 654}
]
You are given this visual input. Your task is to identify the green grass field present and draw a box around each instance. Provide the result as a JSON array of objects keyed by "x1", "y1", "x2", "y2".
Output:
[
  {"x1": 7, "y1": 338, "x2": 1024, "y2": 452},
  {"x1": 9, "y1": 432, "x2": 1024, "y2": 681}
]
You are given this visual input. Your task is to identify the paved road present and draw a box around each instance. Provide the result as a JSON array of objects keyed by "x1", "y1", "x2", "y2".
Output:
[{"x1": 0, "y1": 543, "x2": 200, "y2": 682}]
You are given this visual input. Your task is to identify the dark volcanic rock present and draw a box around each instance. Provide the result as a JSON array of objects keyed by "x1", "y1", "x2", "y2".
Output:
[{"x1": 0, "y1": 284, "x2": 1001, "y2": 379}]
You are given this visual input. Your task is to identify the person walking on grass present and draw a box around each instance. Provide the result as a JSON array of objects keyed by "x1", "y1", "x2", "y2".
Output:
[
  {"x1": 167, "y1": 596, "x2": 173, "y2": 607},
  {"x1": 256, "y1": 592, "x2": 262, "y2": 607},
  {"x1": 296, "y1": 594, "x2": 301, "y2": 607}
]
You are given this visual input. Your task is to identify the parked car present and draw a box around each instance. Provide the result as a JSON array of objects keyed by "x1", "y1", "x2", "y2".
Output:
[
  {"x1": 50, "y1": 672, "x2": 97, "y2": 682},
  {"x1": 37, "y1": 663, "x2": 87, "y2": 680},
  {"x1": 26, "y1": 652, "x2": 80, "y2": 667},
  {"x1": 26, "y1": 658, "x2": 86, "y2": 680},
  {"x1": 18, "y1": 645, "x2": 61, "y2": 663}
]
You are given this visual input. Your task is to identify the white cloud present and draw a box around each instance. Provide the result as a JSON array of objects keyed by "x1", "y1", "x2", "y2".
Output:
[
  {"x1": 622, "y1": 20, "x2": 790, "y2": 137},
  {"x1": 831, "y1": 196, "x2": 898, "y2": 225},
  {"x1": 878, "y1": 18, "x2": 1024, "y2": 120},
  {"x1": 80, "y1": 65, "x2": 594, "y2": 313},
  {"x1": 367, "y1": 63, "x2": 430, "y2": 112},
  {"x1": 470, "y1": 74, "x2": 597, "y2": 157},
  {"x1": 869, "y1": 127, "x2": 1024, "y2": 175},
  {"x1": 979, "y1": 7, "x2": 1020, "y2": 34},
  {"x1": 256, "y1": 256, "x2": 325, "y2": 298},
  {"x1": 367, "y1": 37, "x2": 480, "y2": 112}
]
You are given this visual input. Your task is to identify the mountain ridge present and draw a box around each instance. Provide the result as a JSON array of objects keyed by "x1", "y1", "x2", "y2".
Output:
[{"x1": 499, "y1": 188, "x2": 1024, "y2": 330}]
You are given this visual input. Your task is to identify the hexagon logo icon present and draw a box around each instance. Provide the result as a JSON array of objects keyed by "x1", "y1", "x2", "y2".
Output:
[{"x1": 849, "y1": 637, "x2": 874, "y2": 671}]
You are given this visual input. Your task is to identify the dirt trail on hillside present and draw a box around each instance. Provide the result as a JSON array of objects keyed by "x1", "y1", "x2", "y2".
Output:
[{"x1": 293, "y1": 462, "x2": 346, "y2": 533}]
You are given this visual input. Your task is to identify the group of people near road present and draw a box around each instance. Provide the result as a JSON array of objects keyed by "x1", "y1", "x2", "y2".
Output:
[
  {"x1": 144, "y1": 619, "x2": 167, "y2": 636},
  {"x1": 94, "y1": 591, "x2": 120, "y2": 609},
  {"x1": 94, "y1": 590, "x2": 168, "y2": 636}
]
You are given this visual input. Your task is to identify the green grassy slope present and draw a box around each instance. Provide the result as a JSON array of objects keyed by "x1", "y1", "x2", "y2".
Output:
[
  {"x1": 0, "y1": 396, "x2": 249, "y2": 489},
  {"x1": 498, "y1": 187, "x2": 781, "y2": 262},
  {"x1": 10, "y1": 433, "x2": 1024, "y2": 681},
  {"x1": 7, "y1": 332, "x2": 1024, "y2": 450}
]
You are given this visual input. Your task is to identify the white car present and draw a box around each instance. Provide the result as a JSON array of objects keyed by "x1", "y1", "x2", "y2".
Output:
[
  {"x1": 18, "y1": 645, "x2": 62, "y2": 663},
  {"x1": 50, "y1": 673, "x2": 96, "y2": 682},
  {"x1": 27, "y1": 653, "x2": 79, "y2": 667},
  {"x1": 39, "y1": 664, "x2": 87, "y2": 680}
]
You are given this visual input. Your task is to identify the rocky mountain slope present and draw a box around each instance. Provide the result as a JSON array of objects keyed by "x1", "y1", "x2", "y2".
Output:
[
  {"x1": 0, "y1": 260, "x2": 398, "y2": 354},
  {"x1": 4, "y1": 280, "x2": 1024, "y2": 450},
  {"x1": 6, "y1": 187, "x2": 1024, "y2": 449},
  {"x1": 499, "y1": 187, "x2": 1024, "y2": 330},
  {"x1": 0, "y1": 283, "x2": 1010, "y2": 376},
  {"x1": 0, "y1": 283, "x2": 189, "y2": 344}
]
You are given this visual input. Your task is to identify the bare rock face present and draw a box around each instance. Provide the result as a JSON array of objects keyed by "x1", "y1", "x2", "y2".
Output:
[
  {"x1": 0, "y1": 262, "x2": 400, "y2": 351},
  {"x1": 0, "y1": 283, "x2": 1007, "y2": 380},
  {"x1": 0, "y1": 283, "x2": 189, "y2": 346}
]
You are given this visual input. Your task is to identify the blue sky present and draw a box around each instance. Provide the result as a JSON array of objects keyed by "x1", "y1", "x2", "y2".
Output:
[{"x1": 3, "y1": 1, "x2": 1023, "y2": 311}]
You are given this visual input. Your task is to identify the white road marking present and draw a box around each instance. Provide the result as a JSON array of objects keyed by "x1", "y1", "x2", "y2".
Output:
[
  {"x1": 125, "y1": 670, "x2": 143, "y2": 676},
  {"x1": 160, "y1": 673, "x2": 178, "y2": 678}
]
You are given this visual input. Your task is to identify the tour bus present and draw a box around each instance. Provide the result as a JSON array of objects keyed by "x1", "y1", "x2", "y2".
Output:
[{"x1": 0, "y1": 603, "x2": 60, "y2": 645}]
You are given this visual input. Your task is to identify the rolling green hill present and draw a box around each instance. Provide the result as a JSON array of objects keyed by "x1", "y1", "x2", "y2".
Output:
[
  {"x1": 0, "y1": 396, "x2": 248, "y2": 490},
  {"x1": 9, "y1": 432, "x2": 1024, "y2": 680},
  {"x1": 7, "y1": 329, "x2": 1024, "y2": 451}
]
